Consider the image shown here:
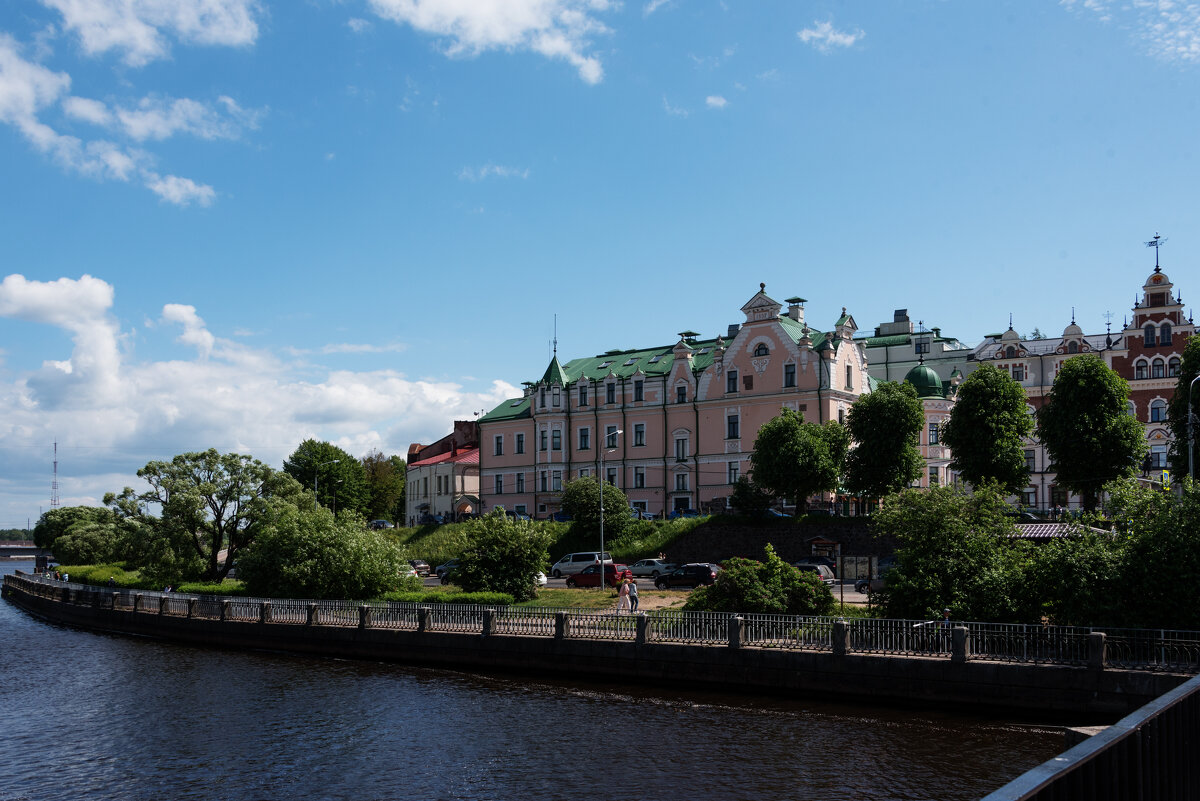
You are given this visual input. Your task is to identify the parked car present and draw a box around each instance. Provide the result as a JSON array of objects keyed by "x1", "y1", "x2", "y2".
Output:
[
  {"x1": 793, "y1": 563, "x2": 836, "y2": 587},
  {"x1": 629, "y1": 558, "x2": 676, "y2": 578},
  {"x1": 794, "y1": 557, "x2": 837, "y2": 577},
  {"x1": 655, "y1": 563, "x2": 721, "y2": 589},
  {"x1": 409, "y1": 559, "x2": 431, "y2": 577},
  {"x1": 629, "y1": 508, "x2": 657, "y2": 520},
  {"x1": 668, "y1": 509, "x2": 701, "y2": 519},
  {"x1": 435, "y1": 559, "x2": 460, "y2": 580},
  {"x1": 368, "y1": 519, "x2": 393, "y2": 530},
  {"x1": 533, "y1": 571, "x2": 548, "y2": 587},
  {"x1": 550, "y1": 551, "x2": 612, "y2": 578},
  {"x1": 549, "y1": 511, "x2": 572, "y2": 522},
  {"x1": 419, "y1": 513, "x2": 445, "y2": 525},
  {"x1": 505, "y1": 510, "x2": 532, "y2": 521},
  {"x1": 764, "y1": 508, "x2": 792, "y2": 518},
  {"x1": 565, "y1": 563, "x2": 631, "y2": 588}
]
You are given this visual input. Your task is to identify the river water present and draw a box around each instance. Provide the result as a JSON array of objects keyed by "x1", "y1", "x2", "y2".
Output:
[{"x1": 0, "y1": 562, "x2": 1062, "y2": 801}]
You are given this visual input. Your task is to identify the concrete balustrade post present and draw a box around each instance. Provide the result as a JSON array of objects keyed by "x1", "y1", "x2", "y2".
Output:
[
  {"x1": 221, "y1": 600, "x2": 231, "y2": 621},
  {"x1": 359, "y1": 605, "x2": 372, "y2": 629},
  {"x1": 186, "y1": 598, "x2": 196, "y2": 619},
  {"x1": 307, "y1": 603, "x2": 318, "y2": 626},
  {"x1": 554, "y1": 611, "x2": 567, "y2": 640},
  {"x1": 636, "y1": 612, "x2": 648, "y2": 646},
  {"x1": 260, "y1": 601, "x2": 272, "y2": 624},
  {"x1": 111, "y1": 592, "x2": 120, "y2": 610},
  {"x1": 833, "y1": 620, "x2": 850, "y2": 657},
  {"x1": 728, "y1": 615, "x2": 744, "y2": 649},
  {"x1": 952, "y1": 626, "x2": 968, "y2": 664},
  {"x1": 483, "y1": 609, "x2": 496, "y2": 636},
  {"x1": 133, "y1": 593, "x2": 142, "y2": 612},
  {"x1": 1089, "y1": 632, "x2": 1107, "y2": 671},
  {"x1": 418, "y1": 606, "x2": 430, "y2": 633},
  {"x1": 159, "y1": 595, "x2": 168, "y2": 615}
]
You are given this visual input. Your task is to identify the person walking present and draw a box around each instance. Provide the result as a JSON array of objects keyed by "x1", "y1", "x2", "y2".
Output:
[
  {"x1": 628, "y1": 579, "x2": 639, "y2": 612},
  {"x1": 617, "y1": 579, "x2": 631, "y2": 613}
]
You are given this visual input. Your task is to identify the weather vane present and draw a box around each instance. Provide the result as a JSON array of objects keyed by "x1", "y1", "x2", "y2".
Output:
[{"x1": 1145, "y1": 233, "x2": 1167, "y2": 270}]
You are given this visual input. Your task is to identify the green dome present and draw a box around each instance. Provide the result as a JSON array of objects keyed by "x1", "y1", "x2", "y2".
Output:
[{"x1": 904, "y1": 364, "x2": 943, "y2": 398}]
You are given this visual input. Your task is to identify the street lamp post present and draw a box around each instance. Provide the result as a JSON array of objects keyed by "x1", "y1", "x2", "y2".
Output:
[
  {"x1": 1189, "y1": 375, "x2": 1200, "y2": 482},
  {"x1": 315, "y1": 459, "x2": 340, "y2": 508},
  {"x1": 598, "y1": 428, "x2": 622, "y2": 588}
]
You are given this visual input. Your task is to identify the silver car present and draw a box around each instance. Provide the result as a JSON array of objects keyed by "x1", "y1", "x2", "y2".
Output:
[{"x1": 629, "y1": 558, "x2": 676, "y2": 578}]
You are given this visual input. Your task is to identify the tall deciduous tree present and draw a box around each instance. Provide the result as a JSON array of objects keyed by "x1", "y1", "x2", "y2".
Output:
[
  {"x1": 561, "y1": 476, "x2": 632, "y2": 539},
  {"x1": 451, "y1": 512, "x2": 553, "y2": 602},
  {"x1": 843, "y1": 381, "x2": 924, "y2": 500},
  {"x1": 941, "y1": 363, "x2": 1034, "y2": 495},
  {"x1": 283, "y1": 439, "x2": 369, "y2": 515},
  {"x1": 361, "y1": 449, "x2": 406, "y2": 522},
  {"x1": 1037, "y1": 355, "x2": 1146, "y2": 511},
  {"x1": 750, "y1": 410, "x2": 849, "y2": 513},
  {"x1": 1168, "y1": 336, "x2": 1200, "y2": 477}
]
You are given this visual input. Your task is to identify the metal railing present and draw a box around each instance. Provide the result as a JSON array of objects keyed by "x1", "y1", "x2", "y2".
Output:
[{"x1": 6, "y1": 572, "x2": 1199, "y2": 672}]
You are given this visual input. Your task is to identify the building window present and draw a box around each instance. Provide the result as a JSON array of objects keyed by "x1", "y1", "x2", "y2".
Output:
[
  {"x1": 727, "y1": 370, "x2": 738, "y2": 393},
  {"x1": 493, "y1": 435, "x2": 503, "y2": 456},
  {"x1": 515, "y1": 504, "x2": 528, "y2": 515},
  {"x1": 1127, "y1": 401, "x2": 1137, "y2": 417},
  {"x1": 675, "y1": 473, "x2": 689, "y2": 491},
  {"x1": 516, "y1": 473, "x2": 525, "y2": 493},
  {"x1": 743, "y1": 374, "x2": 753, "y2": 391},
  {"x1": 727, "y1": 461, "x2": 739, "y2": 484},
  {"x1": 928, "y1": 466, "x2": 939, "y2": 486},
  {"x1": 634, "y1": 380, "x2": 644, "y2": 402},
  {"x1": 754, "y1": 343, "x2": 769, "y2": 357},
  {"x1": 578, "y1": 427, "x2": 590, "y2": 450},
  {"x1": 606, "y1": 425, "x2": 619, "y2": 449},
  {"x1": 634, "y1": 467, "x2": 645, "y2": 488},
  {"x1": 552, "y1": 470, "x2": 562, "y2": 491},
  {"x1": 494, "y1": 475, "x2": 503, "y2": 495},
  {"x1": 1169, "y1": 357, "x2": 1181, "y2": 377},
  {"x1": 633, "y1": 423, "x2": 645, "y2": 447},
  {"x1": 578, "y1": 468, "x2": 590, "y2": 479},
  {"x1": 1144, "y1": 324, "x2": 1156, "y2": 346},
  {"x1": 422, "y1": 477, "x2": 428, "y2": 497},
  {"x1": 1025, "y1": 449, "x2": 1036, "y2": 472},
  {"x1": 1135, "y1": 361, "x2": 1148, "y2": 380},
  {"x1": 515, "y1": 433, "x2": 525, "y2": 454},
  {"x1": 632, "y1": 501, "x2": 647, "y2": 513},
  {"x1": 540, "y1": 430, "x2": 548, "y2": 451},
  {"x1": 606, "y1": 383, "x2": 616, "y2": 404},
  {"x1": 1152, "y1": 359, "x2": 1165, "y2": 379},
  {"x1": 539, "y1": 387, "x2": 546, "y2": 408},
  {"x1": 552, "y1": 386, "x2": 560, "y2": 407},
  {"x1": 1051, "y1": 486, "x2": 1069, "y2": 508},
  {"x1": 927, "y1": 422, "x2": 938, "y2": 445},
  {"x1": 540, "y1": 471, "x2": 548, "y2": 492},
  {"x1": 1012, "y1": 364, "x2": 1025, "y2": 381},
  {"x1": 606, "y1": 467, "x2": 618, "y2": 486},
  {"x1": 727, "y1": 414, "x2": 740, "y2": 439},
  {"x1": 784, "y1": 363, "x2": 796, "y2": 388},
  {"x1": 1150, "y1": 399, "x2": 1167, "y2": 422},
  {"x1": 1161, "y1": 323, "x2": 1173, "y2": 346},
  {"x1": 676, "y1": 386, "x2": 687, "y2": 404},
  {"x1": 1067, "y1": 340, "x2": 1079, "y2": 354},
  {"x1": 578, "y1": 384, "x2": 588, "y2": 406},
  {"x1": 845, "y1": 365, "x2": 853, "y2": 390},
  {"x1": 1150, "y1": 444, "x2": 1168, "y2": 469},
  {"x1": 1022, "y1": 488, "x2": 1037, "y2": 507},
  {"x1": 675, "y1": 437, "x2": 688, "y2": 461},
  {"x1": 552, "y1": 429, "x2": 562, "y2": 451}
]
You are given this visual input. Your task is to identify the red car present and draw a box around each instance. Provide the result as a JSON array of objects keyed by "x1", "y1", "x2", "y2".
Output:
[{"x1": 565, "y1": 563, "x2": 631, "y2": 588}]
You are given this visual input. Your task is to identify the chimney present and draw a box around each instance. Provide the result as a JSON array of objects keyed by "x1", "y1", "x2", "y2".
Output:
[
  {"x1": 727, "y1": 323, "x2": 740, "y2": 338},
  {"x1": 785, "y1": 297, "x2": 805, "y2": 324}
]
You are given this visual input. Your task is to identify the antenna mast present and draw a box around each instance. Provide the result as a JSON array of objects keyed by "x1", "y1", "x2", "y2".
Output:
[{"x1": 51, "y1": 440, "x2": 60, "y2": 509}]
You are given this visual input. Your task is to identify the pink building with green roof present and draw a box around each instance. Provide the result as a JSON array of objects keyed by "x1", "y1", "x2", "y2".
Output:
[{"x1": 477, "y1": 285, "x2": 870, "y2": 519}]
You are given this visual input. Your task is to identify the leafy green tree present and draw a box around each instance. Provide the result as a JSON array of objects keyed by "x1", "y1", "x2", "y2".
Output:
[
  {"x1": 729, "y1": 475, "x2": 774, "y2": 516},
  {"x1": 1037, "y1": 355, "x2": 1147, "y2": 511},
  {"x1": 388, "y1": 455, "x2": 408, "y2": 521},
  {"x1": 33, "y1": 506, "x2": 115, "y2": 552},
  {"x1": 684, "y1": 544, "x2": 834, "y2": 615},
  {"x1": 1168, "y1": 335, "x2": 1200, "y2": 477},
  {"x1": 843, "y1": 381, "x2": 924, "y2": 500},
  {"x1": 361, "y1": 449, "x2": 406, "y2": 522},
  {"x1": 560, "y1": 476, "x2": 632, "y2": 539},
  {"x1": 750, "y1": 410, "x2": 849, "y2": 513},
  {"x1": 113, "y1": 449, "x2": 304, "y2": 585},
  {"x1": 451, "y1": 512, "x2": 553, "y2": 602},
  {"x1": 941, "y1": 363, "x2": 1034, "y2": 495},
  {"x1": 51, "y1": 519, "x2": 126, "y2": 565},
  {"x1": 1026, "y1": 524, "x2": 1125, "y2": 627},
  {"x1": 283, "y1": 439, "x2": 369, "y2": 515},
  {"x1": 237, "y1": 505, "x2": 414, "y2": 600},
  {"x1": 871, "y1": 484, "x2": 1036, "y2": 622}
]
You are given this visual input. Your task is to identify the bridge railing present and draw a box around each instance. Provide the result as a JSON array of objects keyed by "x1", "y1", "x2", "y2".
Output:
[{"x1": 6, "y1": 571, "x2": 1199, "y2": 673}]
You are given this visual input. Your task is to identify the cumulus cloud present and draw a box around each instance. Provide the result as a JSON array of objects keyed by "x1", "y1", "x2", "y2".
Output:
[
  {"x1": 797, "y1": 20, "x2": 864, "y2": 52},
  {"x1": 705, "y1": 95, "x2": 727, "y2": 109},
  {"x1": 644, "y1": 0, "x2": 672, "y2": 16},
  {"x1": 0, "y1": 274, "x2": 518, "y2": 521},
  {"x1": 1063, "y1": 0, "x2": 1200, "y2": 63},
  {"x1": 366, "y1": 0, "x2": 614, "y2": 84},
  {"x1": 457, "y1": 163, "x2": 530, "y2": 181},
  {"x1": 40, "y1": 0, "x2": 261, "y2": 67},
  {"x1": 347, "y1": 17, "x2": 373, "y2": 34},
  {"x1": 114, "y1": 94, "x2": 263, "y2": 141},
  {"x1": 144, "y1": 172, "x2": 216, "y2": 206}
]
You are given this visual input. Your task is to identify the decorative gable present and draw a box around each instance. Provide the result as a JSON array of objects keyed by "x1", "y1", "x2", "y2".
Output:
[{"x1": 740, "y1": 283, "x2": 782, "y2": 323}]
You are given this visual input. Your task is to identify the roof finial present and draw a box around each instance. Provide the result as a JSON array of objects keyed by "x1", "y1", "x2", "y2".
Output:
[
  {"x1": 759, "y1": 282, "x2": 765, "y2": 292},
  {"x1": 1145, "y1": 232, "x2": 1167, "y2": 271},
  {"x1": 1008, "y1": 312, "x2": 1013, "y2": 330},
  {"x1": 553, "y1": 313, "x2": 557, "y2": 357},
  {"x1": 1071, "y1": 306, "x2": 1076, "y2": 325}
]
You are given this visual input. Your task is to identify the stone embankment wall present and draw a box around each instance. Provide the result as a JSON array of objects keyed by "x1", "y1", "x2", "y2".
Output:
[{"x1": 4, "y1": 576, "x2": 1185, "y2": 722}]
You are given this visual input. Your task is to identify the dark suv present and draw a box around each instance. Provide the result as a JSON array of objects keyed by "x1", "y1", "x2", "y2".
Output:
[{"x1": 655, "y1": 563, "x2": 721, "y2": 589}]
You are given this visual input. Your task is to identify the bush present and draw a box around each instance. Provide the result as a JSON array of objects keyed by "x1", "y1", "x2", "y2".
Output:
[
  {"x1": 175, "y1": 580, "x2": 248, "y2": 596},
  {"x1": 380, "y1": 590, "x2": 514, "y2": 605},
  {"x1": 683, "y1": 544, "x2": 834, "y2": 616},
  {"x1": 561, "y1": 477, "x2": 632, "y2": 540},
  {"x1": 453, "y1": 513, "x2": 552, "y2": 602},
  {"x1": 54, "y1": 564, "x2": 150, "y2": 589}
]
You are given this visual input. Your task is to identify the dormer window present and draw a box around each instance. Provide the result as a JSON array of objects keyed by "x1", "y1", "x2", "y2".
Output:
[
  {"x1": 1067, "y1": 341, "x2": 1078, "y2": 354},
  {"x1": 1005, "y1": 346, "x2": 1016, "y2": 358},
  {"x1": 1144, "y1": 325, "x2": 1156, "y2": 346},
  {"x1": 754, "y1": 343, "x2": 769, "y2": 357},
  {"x1": 624, "y1": 357, "x2": 638, "y2": 366}
]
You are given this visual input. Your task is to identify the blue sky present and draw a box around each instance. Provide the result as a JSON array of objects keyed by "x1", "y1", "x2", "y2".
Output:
[{"x1": 2, "y1": 0, "x2": 1199, "y2": 527}]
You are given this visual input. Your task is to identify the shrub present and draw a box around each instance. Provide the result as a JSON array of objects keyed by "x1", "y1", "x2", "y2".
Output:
[
  {"x1": 683, "y1": 544, "x2": 834, "y2": 616},
  {"x1": 380, "y1": 590, "x2": 514, "y2": 605},
  {"x1": 453, "y1": 513, "x2": 552, "y2": 602}
]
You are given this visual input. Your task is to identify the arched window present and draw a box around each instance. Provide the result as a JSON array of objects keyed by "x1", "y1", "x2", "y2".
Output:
[
  {"x1": 1144, "y1": 324, "x2": 1157, "y2": 346},
  {"x1": 1067, "y1": 341, "x2": 1079, "y2": 354},
  {"x1": 1135, "y1": 360, "x2": 1148, "y2": 380},
  {"x1": 1005, "y1": 345, "x2": 1016, "y2": 358},
  {"x1": 1169, "y1": 357, "x2": 1181, "y2": 377},
  {"x1": 1127, "y1": 401, "x2": 1137, "y2": 417},
  {"x1": 753, "y1": 343, "x2": 769, "y2": 357},
  {"x1": 1152, "y1": 359, "x2": 1165, "y2": 379},
  {"x1": 1161, "y1": 323, "x2": 1172, "y2": 346},
  {"x1": 1150, "y1": 400, "x2": 1167, "y2": 422}
]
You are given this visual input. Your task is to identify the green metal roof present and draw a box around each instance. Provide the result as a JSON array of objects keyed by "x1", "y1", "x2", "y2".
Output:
[
  {"x1": 477, "y1": 396, "x2": 531, "y2": 423},
  {"x1": 540, "y1": 355, "x2": 570, "y2": 385},
  {"x1": 904, "y1": 363, "x2": 944, "y2": 398}
]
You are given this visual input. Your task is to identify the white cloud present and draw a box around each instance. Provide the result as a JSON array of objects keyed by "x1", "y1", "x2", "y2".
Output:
[
  {"x1": 366, "y1": 0, "x2": 614, "y2": 84},
  {"x1": 457, "y1": 163, "x2": 530, "y2": 181},
  {"x1": 797, "y1": 20, "x2": 864, "y2": 52},
  {"x1": 347, "y1": 17, "x2": 373, "y2": 34},
  {"x1": 705, "y1": 95, "x2": 727, "y2": 109},
  {"x1": 62, "y1": 95, "x2": 112, "y2": 125},
  {"x1": 114, "y1": 94, "x2": 262, "y2": 141},
  {"x1": 644, "y1": 0, "x2": 671, "y2": 16},
  {"x1": 144, "y1": 172, "x2": 216, "y2": 206},
  {"x1": 1063, "y1": 0, "x2": 1200, "y2": 64},
  {"x1": 662, "y1": 95, "x2": 688, "y2": 116},
  {"x1": 0, "y1": 275, "x2": 518, "y2": 519},
  {"x1": 41, "y1": 0, "x2": 261, "y2": 67}
]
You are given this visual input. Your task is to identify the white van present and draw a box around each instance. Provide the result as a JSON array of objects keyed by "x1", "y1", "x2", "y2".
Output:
[{"x1": 550, "y1": 551, "x2": 612, "y2": 578}]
